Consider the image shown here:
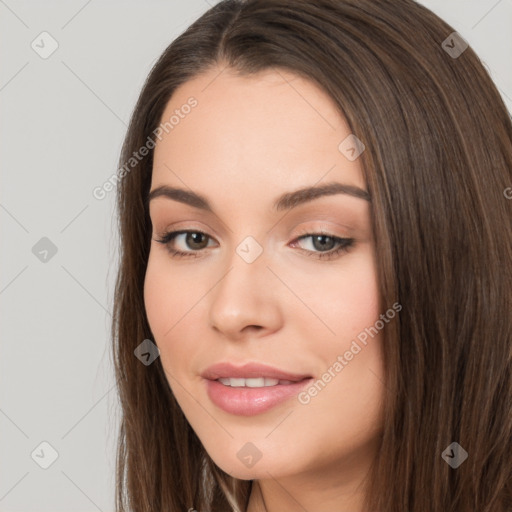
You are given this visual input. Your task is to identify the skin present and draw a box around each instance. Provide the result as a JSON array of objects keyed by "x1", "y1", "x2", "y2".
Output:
[{"x1": 144, "y1": 64, "x2": 386, "y2": 512}]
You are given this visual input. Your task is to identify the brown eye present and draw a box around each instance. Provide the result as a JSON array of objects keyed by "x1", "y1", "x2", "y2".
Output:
[
  {"x1": 183, "y1": 232, "x2": 209, "y2": 250},
  {"x1": 154, "y1": 230, "x2": 216, "y2": 258}
]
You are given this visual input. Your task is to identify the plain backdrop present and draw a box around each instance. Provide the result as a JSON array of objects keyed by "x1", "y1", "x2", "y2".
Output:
[{"x1": 1, "y1": 1, "x2": 511, "y2": 510}]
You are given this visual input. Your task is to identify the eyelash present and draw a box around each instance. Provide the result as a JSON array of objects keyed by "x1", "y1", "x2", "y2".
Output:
[{"x1": 153, "y1": 228, "x2": 355, "y2": 261}]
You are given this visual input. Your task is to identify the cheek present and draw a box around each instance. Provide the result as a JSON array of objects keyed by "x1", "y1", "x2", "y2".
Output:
[
  {"x1": 338, "y1": 263, "x2": 380, "y2": 340},
  {"x1": 143, "y1": 253, "x2": 187, "y2": 353},
  {"x1": 143, "y1": 252, "x2": 207, "y2": 375},
  {"x1": 291, "y1": 249, "x2": 381, "y2": 347},
  {"x1": 143, "y1": 255, "x2": 169, "y2": 335}
]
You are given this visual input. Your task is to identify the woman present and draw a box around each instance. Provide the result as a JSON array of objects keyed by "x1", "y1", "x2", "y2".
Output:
[{"x1": 111, "y1": 1, "x2": 512, "y2": 510}]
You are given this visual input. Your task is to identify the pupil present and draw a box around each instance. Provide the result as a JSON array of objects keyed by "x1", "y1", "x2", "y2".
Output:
[
  {"x1": 187, "y1": 232, "x2": 206, "y2": 249},
  {"x1": 313, "y1": 235, "x2": 334, "y2": 251}
]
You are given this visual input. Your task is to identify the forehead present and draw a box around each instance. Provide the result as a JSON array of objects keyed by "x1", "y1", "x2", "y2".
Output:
[{"x1": 151, "y1": 65, "x2": 366, "y2": 198}]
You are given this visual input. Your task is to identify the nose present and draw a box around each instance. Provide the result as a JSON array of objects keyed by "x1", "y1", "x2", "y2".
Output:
[{"x1": 208, "y1": 247, "x2": 283, "y2": 342}]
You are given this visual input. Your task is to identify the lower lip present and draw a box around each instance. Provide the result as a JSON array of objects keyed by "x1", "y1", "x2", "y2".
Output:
[{"x1": 205, "y1": 378, "x2": 312, "y2": 416}]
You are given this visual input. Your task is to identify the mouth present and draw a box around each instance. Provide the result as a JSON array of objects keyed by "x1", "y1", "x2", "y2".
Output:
[
  {"x1": 201, "y1": 361, "x2": 312, "y2": 382},
  {"x1": 216, "y1": 377, "x2": 301, "y2": 387},
  {"x1": 201, "y1": 362, "x2": 313, "y2": 416}
]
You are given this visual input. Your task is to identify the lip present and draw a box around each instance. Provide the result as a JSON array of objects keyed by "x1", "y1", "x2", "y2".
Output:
[
  {"x1": 202, "y1": 362, "x2": 313, "y2": 416},
  {"x1": 201, "y1": 362, "x2": 311, "y2": 382}
]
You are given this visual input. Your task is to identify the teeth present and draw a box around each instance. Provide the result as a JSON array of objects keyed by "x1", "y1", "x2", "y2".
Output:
[{"x1": 217, "y1": 377, "x2": 288, "y2": 387}]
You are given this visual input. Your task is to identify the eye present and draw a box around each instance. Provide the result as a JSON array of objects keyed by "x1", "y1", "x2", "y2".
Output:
[
  {"x1": 291, "y1": 231, "x2": 355, "y2": 260},
  {"x1": 153, "y1": 229, "x2": 355, "y2": 260},
  {"x1": 153, "y1": 230, "x2": 216, "y2": 258}
]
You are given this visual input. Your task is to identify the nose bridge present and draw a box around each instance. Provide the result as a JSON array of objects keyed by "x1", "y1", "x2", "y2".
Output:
[
  {"x1": 233, "y1": 235, "x2": 265, "y2": 266},
  {"x1": 208, "y1": 233, "x2": 281, "y2": 337},
  {"x1": 214, "y1": 233, "x2": 268, "y2": 308}
]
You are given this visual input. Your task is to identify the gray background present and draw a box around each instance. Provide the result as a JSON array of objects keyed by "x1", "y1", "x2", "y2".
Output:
[{"x1": 1, "y1": 1, "x2": 511, "y2": 510}]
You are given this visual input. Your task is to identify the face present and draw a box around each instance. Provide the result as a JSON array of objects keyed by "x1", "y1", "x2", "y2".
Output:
[{"x1": 144, "y1": 64, "x2": 386, "y2": 487}]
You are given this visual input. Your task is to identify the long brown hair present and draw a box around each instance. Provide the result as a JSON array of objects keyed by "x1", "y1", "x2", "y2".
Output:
[{"x1": 111, "y1": 1, "x2": 512, "y2": 510}]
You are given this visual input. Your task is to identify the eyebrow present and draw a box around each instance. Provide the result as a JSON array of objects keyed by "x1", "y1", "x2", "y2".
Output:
[{"x1": 147, "y1": 181, "x2": 371, "y2": 212}]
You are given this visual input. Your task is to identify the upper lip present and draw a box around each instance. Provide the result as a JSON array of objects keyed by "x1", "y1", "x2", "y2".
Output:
[{"x1": 201, "y1": 362, "x2": 312, "y2": 382}]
